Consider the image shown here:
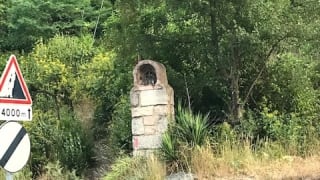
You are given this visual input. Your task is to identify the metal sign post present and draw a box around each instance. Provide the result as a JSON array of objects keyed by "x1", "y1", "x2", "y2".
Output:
[
  {"x1": 6, "y1": 171, "x2": 13, "y2": 180},
  {"x1": 4, "y1": 120, "x2": 13, "y2": 180}
]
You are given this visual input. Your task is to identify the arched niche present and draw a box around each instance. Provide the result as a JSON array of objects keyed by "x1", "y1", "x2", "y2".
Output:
[{"x1": 133, "y1": 60, "x2": 168, "y2": 89}]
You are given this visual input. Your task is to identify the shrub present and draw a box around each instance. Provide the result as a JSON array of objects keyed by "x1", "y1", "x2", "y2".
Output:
[
  {"x1": 160, "y1": 103, "x2": 210, "y2": 172},
  {"x1": 161, "y1": 131, "x2": 179, "y2": 163},
  {"x1": 0, "y1": 166, "x2": 32, "y2": 180},
  {"x1": 175, "y1": 104, "x2": 210, "y2": 147},
  {"x1": 238, "y1": 107, "x2": 320, "y2": 156},
  {"x1": 214, "y1": 122, "x2": 237, "y2": 144},
  {"x1": 108, "y1": 95, "x2": 132, "y2": 153},
  {"x1": 38, "y1": 161, "x2": 80, "y2": 180},
  {"x1": 104, "y1": 156, "x2": 133, "y2": 180},
  {"x1": 57, "y1": 109, "x2": 93, "y2": 174},
  {"x1": 25, "y1": 108, "x2": 93, "y2": 177}
]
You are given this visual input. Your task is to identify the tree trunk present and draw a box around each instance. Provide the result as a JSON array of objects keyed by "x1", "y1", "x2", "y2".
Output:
[
  {"x1": 230, "y1": 45, "x2": 242, "y2": 124},
  {"x1": 209, "y1": 0, "x2": 219, "y2": 57}
]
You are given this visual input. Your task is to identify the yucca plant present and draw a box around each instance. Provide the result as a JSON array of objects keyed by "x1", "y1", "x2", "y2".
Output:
[
  {"x1": 161, "y1": 131, "x2": 179, "y2": 162},
  {"x1": 160, "y1": 103, "x2": 210, "y2": 172},
  {"x1": 175, "y1": 104, "x2": 209, "y2": 147}
]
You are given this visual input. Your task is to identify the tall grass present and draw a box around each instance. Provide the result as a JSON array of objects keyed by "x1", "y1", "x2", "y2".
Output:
[
  {"x1": 189, "y1": 138, "x2": 320, "y2": 179},
  {"x1": 0, "y1": 162, "x2": 80, "y2": 180},
  {"x1": 103, "y1": 135, "x2": 320, "y2": 179},
  {"x1": 104, "y1": 155, "x2": 166, "y2": 180}
]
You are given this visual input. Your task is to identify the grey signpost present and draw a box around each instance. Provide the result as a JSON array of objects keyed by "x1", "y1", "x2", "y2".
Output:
[{"x1": 0, "y1": 55, "x2": 32, "y2": 179}]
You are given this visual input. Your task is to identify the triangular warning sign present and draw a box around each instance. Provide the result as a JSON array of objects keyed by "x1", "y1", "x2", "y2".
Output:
[{"x1": 0, "y1": 55, "x2": 32, "y2": 105}]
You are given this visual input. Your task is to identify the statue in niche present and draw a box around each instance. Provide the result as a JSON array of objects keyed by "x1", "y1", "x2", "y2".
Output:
[{"x1": 139, "y1": 64, "x2": 157, "y2": 86}]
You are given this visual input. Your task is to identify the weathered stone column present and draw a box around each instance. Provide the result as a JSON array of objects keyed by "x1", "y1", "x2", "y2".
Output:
[{"x1": 130, "y1": 60, "x2": 174, "y2": 156}]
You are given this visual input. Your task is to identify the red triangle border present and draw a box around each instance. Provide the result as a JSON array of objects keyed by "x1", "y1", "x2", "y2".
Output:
[{"x1": 0, "y1": 55, "x2": 32, "y2": 105}]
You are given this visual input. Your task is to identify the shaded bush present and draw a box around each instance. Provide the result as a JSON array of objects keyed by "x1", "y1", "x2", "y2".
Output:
[
  {"x1": 25, "y1": 108, "x2": 93, "y2": 177},
  {"x1": 108, "y1": 95, "x2": 132, "y2": 153},
  {"x1": 238, "y1": 108, "x2": 320, "y2": 156}
]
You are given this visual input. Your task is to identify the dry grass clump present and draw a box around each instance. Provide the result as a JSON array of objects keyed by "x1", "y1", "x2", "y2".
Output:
[
  {"x1": 101, "y1": 140, "x2": 320, "y2": 180},
  {"x1": 256, "y1": 155, "x2": 320, "y2": 179},
  {"x1": 189, "y1": 141, "x2": 320, "y2": 180},
  {"x1": 190, "y1": 144, "x2": 218, "y2": 179},
  {"x1": 190, "y1": 141, "x2": 256, "y2": 179},
  {"x1": 104, "y1": 154, "x2": 166, "y2": 180},
  {"x1": 144, "y1": 155, "x2": 167, "y2": 180}
]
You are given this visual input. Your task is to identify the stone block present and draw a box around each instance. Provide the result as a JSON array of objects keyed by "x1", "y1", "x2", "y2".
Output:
[
  {"x1": 157, "y1": 116, "x2": 168, "y2": 133},
  {"x1": 133, "y1": 136, "x2": 139, "y2": 150},
  {"x1": 144, "y1": 125, "x2": 156, "y2": 135},
  {"x1": 153, "y1": 105, "x2": 169, "y2": 116},
  {"x1": 133, "y1": 135, "x2": 162, "y2": 149},
  {"x1": 143, "y1": 116, "x2": 157, "y2": 125},
  {"x1": 132, "y1": 118, "x2": 144, "y2": 135},
  {"x1": 130, "y1": 91, "x2": 139, "y2": 107},
  {"x1": 131, "y1": 106, "x2": 153, "y2": 117},
  {"x1": 140, "y1": 89, "x2": 168, "y2": 106},
  {"x1": 166, "y1": 86, "x2": 175, "y2": 105}
]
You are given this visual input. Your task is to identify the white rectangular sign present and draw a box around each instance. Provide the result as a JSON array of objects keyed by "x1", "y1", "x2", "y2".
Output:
[{"x1": 0, "y1": 104, "x2": 32, "y2": 121}]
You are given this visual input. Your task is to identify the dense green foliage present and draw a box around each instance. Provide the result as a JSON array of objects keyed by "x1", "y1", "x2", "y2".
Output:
[{"x1": 0, "y1": 0, "x2": 320, "y2": 178}]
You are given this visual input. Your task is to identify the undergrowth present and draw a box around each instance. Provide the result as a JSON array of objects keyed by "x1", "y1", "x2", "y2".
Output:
[
  {"x1": 104, "y1": 155, "x2": 165, "y2": 180},
  {"x1": 103, "y1": 104, "x2": 320, "y2": 179}
]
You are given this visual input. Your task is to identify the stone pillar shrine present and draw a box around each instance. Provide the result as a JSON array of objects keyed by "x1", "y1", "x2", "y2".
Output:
[{"x1": 130, "y1": 60, "x2": 174, "y2": 156}]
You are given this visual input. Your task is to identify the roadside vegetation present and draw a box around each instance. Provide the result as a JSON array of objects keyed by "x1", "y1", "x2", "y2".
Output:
[{"x1": 104, "y1": 106, "x2": 320, "y2": 179}]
